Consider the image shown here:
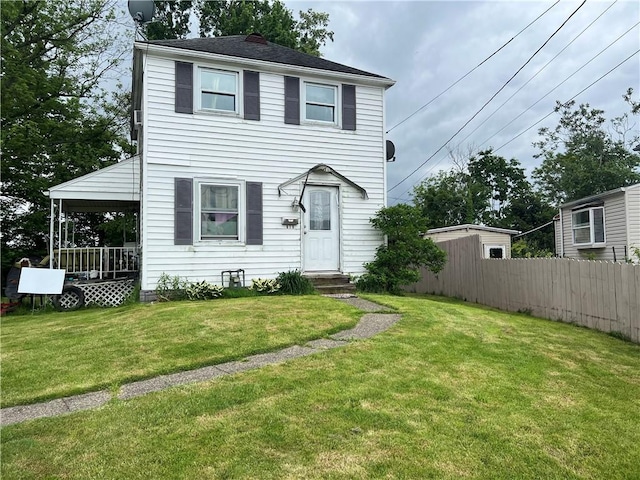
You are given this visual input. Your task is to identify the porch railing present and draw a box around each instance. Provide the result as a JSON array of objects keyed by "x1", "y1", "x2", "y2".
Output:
[{"x1": 52, "y1": 247, "x2": 139, "y2": 280}]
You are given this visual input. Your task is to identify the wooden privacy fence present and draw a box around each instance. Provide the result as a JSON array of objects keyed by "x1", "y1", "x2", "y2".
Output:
[{"x1": 407, "y1": 235, "x2": 640, "y2": 343}]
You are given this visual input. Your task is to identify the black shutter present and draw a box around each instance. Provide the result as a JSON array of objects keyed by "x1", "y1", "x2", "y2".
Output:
[
  {"x1": 246, "y1": 182, "x2": 263, "y2": 245},
  {"x1": 175, "y1": 62, "x2": 193, "y2": 114},
  {"x1": 174, "y1": 178, "x2": 193, "y2": 245},
  {"x1": 284, "y1": 76, "x2": 300, "y2": 125},
  {"x1": 342, "y1": 84, "x2": 356, "y2": 131},
  {"x1": 244, "y1": 70, "x2": 260, "y2": 121}
]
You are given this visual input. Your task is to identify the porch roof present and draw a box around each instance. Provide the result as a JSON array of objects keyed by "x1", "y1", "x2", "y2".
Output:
[{"x1": 47, "y1": 157, "x2": 140, "y2": 212}]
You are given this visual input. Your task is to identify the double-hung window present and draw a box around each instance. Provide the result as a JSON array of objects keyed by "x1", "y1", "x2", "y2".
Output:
[
  {"x1": 304, "y1": 82, "x2": 337, "y2": 123},
  {"x1": 199, "y1": 68, "x2": 238, "y2": 113},
  {"x1": 572, "y1": 206, "x2": 605, "y2": 246},
  {"x1": 199, "y1": 183, "x2": 241, "y2": 241}
]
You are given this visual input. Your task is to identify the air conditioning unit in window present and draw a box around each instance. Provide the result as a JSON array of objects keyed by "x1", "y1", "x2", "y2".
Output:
[{"x1": 133, "y1": 110, "x2": 142, "y2": 127}]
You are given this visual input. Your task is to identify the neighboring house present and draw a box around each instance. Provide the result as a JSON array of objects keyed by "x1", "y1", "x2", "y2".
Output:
[
  {"x1": 555, "y1": 183, "x2": 640, "y2": 262},
  {"x1": 425, "y1": 224, "x2": 519, "y2": 259},
  {"x1": 46, "y1": 34, "x2": 395, "y2": 299}
]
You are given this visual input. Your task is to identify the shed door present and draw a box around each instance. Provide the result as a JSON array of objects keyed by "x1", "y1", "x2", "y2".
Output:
[{"x1": 303, "y1": 186, "x2": 340, "y2": 271}]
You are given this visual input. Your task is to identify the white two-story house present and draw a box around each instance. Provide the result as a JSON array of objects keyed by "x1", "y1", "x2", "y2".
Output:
[{"x1": 123, "y1": 33, "x2": 394, "y2": 298}]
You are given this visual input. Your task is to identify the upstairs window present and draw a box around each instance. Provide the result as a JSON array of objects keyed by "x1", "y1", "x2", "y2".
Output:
[
  {"x1": 304, "y1": 83, "x2": 337, "y2": 123},
  {"x1": 199, "y1": 68, "x2": 237, "y2": 113},
  {"x1": 572, "y1": 206, "x2": 605, "y2": 246}
]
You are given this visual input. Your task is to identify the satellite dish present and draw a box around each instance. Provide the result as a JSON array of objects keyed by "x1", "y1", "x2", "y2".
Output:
[
  {"x1": 386, "y1": 140, "x2": 396, "y2": 162},
  {"x1": 128, "y1": 0, "x2": 155, "y2": 24}
]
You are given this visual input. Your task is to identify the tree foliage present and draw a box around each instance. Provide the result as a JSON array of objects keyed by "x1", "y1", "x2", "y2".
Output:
[
  {"x1": 357, "y1": 205, "x2": 446, "y2": 294},
  {"x1": 145, "y1": 0, "x2": 334, "y2": 56},
  {"x1": 1, "y1": 0, "x2": 132, "y2": 269},
  {"x1": 532, "y1": 92, "x2": 640, "y2": 206},
  {"x1": 412, "y1": 149, "x2": 556, "y2": 255}
]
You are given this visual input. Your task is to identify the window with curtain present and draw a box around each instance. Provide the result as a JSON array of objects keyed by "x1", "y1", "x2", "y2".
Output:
[
  {"x1": 200, "y1": 68, "x2": 237, "y2": 112},
  {"x1": 200, "y1": 184, "x2": 239, "y2": 240}
]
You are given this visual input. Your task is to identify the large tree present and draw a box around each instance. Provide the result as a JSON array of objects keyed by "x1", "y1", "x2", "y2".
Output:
[
  {"x1": 413, "y1": 149, "x2": 556, "y2": 254},
  {"x1": 145, "y1": 0, "x2": 334, "y2": 56},
  {"x1": 1, "y1": 0, "x2": 131, "y2": 271},
  {"x1": 532, "y1": 91, "x2": 640, "y2": 206}
]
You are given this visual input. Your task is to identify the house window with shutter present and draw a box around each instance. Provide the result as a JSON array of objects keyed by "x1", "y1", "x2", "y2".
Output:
[
  {"x1": 304, "y1": 82, "x2": 338, "y2": 124},
  {"x1": 571, "y1": 206, "x2": 605, "y2": 247},
  {"x1": 199, "y1": 68, "x2": 238, "y2": 113},
  {"x1": 173, "y1": 179, "x2": 262, "y2": 245}
]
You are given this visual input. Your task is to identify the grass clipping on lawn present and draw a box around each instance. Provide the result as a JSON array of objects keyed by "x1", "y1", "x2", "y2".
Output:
[
  {"x1": 0, "y1": 296, "x2": 361, "y2": 408},
  {"x1": 2, "y1": 294, "x2": 640, "y2": 479}
]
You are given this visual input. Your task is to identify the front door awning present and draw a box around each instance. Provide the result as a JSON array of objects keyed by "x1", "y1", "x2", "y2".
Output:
[{"x1": 277, "y1": 164, "x2": 368, "y2": 199}]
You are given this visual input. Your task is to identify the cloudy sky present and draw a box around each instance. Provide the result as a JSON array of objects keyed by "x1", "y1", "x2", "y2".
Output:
[
  {"x1": 121, "y1": 1, "x2": 639, "y2": 204},
  {"x1": 281, "y1": 0, "x2": 639, "y2": 204}
]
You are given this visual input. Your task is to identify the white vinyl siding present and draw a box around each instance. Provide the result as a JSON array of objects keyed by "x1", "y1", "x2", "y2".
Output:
[
  {"x1": 139, "y1": 55, "x2": 386, "y2": 290},
  {"x1": 49, "y1": 157, "x2": 140, "y2": 201},
  {"x1": 561, "y1": 191, "x2": 629, "y2": 261}
]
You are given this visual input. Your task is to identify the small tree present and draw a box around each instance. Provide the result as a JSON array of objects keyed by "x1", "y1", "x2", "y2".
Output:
[{"x1": 357, "y1": 205, "x2": 446, "y2": 294}]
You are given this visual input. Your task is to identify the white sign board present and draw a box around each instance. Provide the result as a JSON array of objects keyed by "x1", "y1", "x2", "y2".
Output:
[{"x1": 18, "y1": 268, "x2": 66, "y2": 295}]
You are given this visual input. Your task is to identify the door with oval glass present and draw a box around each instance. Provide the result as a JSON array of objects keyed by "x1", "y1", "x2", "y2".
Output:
[{"x1": 303, "y1": 186, "x2": 340, "y2": 271}]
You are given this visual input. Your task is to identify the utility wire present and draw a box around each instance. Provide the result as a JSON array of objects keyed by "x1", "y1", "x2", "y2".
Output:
[
  {"x1": 388, "y1": 0, "x2": 587, "y2": 193},
  {"x1": 385, "y1": 0, "x2": 560, "y2": 134},
  {"x1": 449, "y1": 1, "x2": 620, "y2": 160},
  {"x1": 513, "y1": 220, "x2": 555, "y2": 238},
  {"x1": 482, "y1": 21, "x2": 639, "y2": 150},
  {"x1": 404, "y1": 10, "x2": 635, "y2": 198},
  {"x1": 394, "y1": 41, "x2": 640, "y2": 204},
  {"x1": 493, "y1": 48, "x2": 640, "y2": 153},
  {"x1": 403, "y1": 11, "x2": 634, "y2": 200}
]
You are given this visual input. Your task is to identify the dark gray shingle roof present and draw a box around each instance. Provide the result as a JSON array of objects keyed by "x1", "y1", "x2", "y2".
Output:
[{"x1": 146, "y1": 35, "x2": 390, "y2": 80}]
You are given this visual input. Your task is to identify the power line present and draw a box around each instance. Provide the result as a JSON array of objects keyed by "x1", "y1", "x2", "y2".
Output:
[
  {"x1": 448, "y1": 1, "x2": 620, "y2": 159},
  {"x1": 388, "y1": 0, "x2": 587, "y2": 193},
  {"x1": 493, "y1": 48, "x2": 640, "y2": 153},
  {"x1": 385, "y1": 0, "x2": 560, "y2": 134},
  {"x1": 482, "y1": 21, "x2": 639, "y2": 150},
  {"x1": 513, "y1": 220, "x2": 555, "y2": 238},
  {"x1": 409, "y1": 11, "x2": 634, "y2": 197}
]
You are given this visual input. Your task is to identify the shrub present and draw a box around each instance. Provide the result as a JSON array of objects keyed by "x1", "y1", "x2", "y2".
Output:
[
  {"x1": 276, "y1": 270, "x2": 315, "y2": 295},
  {"x1": 185, "y1": 281, "x2": 224, "y2": 300},
  {"x1": 155, "y1": 273, "x2": 190, "y2": 301},
  {"x1": 358, "y1": 205, "x2": 446, "y2": 294},
  {"x1": 221, "y1": 287, "x2": 259, "y2": 299},
  {"x1": 249, "y1": 278, "x2": 281, "y2": 294}
]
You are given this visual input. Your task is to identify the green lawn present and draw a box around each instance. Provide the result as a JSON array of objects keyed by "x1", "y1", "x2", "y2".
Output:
[
  {"x1": 2, "y1": 294, "x2": 639, "y2": 479},
  {"x1": 0, "y1": 296, "x2": 361, "y2": 407}
]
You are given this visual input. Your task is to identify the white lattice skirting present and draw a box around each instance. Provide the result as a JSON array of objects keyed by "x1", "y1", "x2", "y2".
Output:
[{"x1": 76, "y1": 280, "x2": 136, "y2": 307}]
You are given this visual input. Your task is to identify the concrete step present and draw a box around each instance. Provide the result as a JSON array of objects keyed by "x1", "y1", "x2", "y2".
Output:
[
  {"x1": 314, "y1": 283, "x2": 357, "y2": 295},
  {"x1": 304, "y1": 273, "x2": 351, "y2": 287}
]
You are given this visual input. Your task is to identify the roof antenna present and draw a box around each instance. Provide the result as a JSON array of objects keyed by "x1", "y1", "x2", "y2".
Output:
[{"x1": 128, "y1": 0, "x2": 155, "y2": 40}]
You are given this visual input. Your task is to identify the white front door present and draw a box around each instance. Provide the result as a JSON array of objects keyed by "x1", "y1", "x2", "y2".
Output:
[{"x1": 303, "y1": 186, "x2": 340, "y2": 271}]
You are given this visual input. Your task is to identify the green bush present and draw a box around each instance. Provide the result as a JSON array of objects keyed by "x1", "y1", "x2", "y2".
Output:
[
  {"x1": 249, "y1": 278, "x2": 281, "y2": 294},
  {"x1": 220, "y1": 287, "x2": 259, "y2": 299},
  {"x1": 185, "y1": 281, "x2": 223, "y2": 300},
  {"x1": 358, "y1": 205, "x2": 446, "y2": 294},
  {"x1": 276, "y1": 270, "x2": 315, "y2": 295},
  {"x1": 155, "y1": 273, "x2": 190, "y2": 301}
]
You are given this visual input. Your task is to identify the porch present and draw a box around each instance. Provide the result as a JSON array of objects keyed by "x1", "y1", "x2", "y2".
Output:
[{"x1": 45, "y1": 157, "x2": 141, "y2": 297}]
